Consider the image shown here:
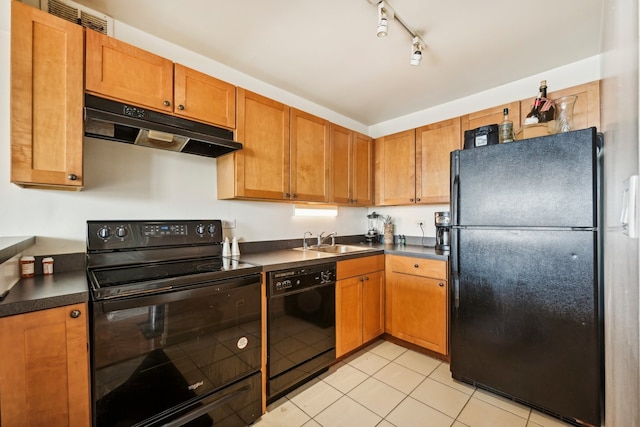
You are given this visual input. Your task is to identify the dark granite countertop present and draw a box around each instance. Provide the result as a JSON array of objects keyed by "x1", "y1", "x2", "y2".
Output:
[
  {"x1": 0, "y1": 242, "x2": 447, "y2": 317},
  {"x1": 0, "y1": 236, "x2": 36, "y2": 265},
  {"x1": 240, "y1": 243, "x2": 448, "y2": 272},
  {"x1": 0, "y1": 270, "x2": 89, "y2": 318}
]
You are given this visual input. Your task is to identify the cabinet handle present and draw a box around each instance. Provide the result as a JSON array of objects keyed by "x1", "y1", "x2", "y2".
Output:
[
  {"x1": 70, "y1": 309, "x2": 81, "y2": 319},
  {"x1": 364, "y1": 276, "x2": 370, "y2": 281},
  {"x1": 291, "y1": 194, "x2": 297, "y2": 198},
  {"x1": 439, "y1": 282, "x2": 445, "y2": 287},
  {"x1": 67, "y1": 174, "x2": 78, "y2": 181},
  {"x1": 416, "y1": 198, "x2": 421, "y2": 202},
  {"x1": 285, "y1": 193, "x2": 290, "y2": 198},
  {"x1": 178, "y1": 104, "x2": 185, "y2": 110},
  {"x1": 409, "y1": 198, "x2": 414, "y2": 202},
  {"x1": 414, "y1": 264, "x2": 419, "y2": 268},
  {"x1": 163, "y1": 100, "x2": 171, "y2": 107}
]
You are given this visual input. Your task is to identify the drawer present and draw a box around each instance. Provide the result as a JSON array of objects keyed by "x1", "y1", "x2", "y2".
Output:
[
  {"x1": 386, "y1": 255, "x2": 447, "y2": 279},
  {"x1": 337, "y1": 255, "x2": 384, "y2": 280}
]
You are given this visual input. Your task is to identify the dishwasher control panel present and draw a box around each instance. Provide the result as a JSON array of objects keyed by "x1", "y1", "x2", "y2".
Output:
[{"x1": 268, "y1": 263, "x2": 336, "y2": 297}]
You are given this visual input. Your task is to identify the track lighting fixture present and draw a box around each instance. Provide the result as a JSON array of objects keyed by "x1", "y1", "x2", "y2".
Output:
[
  {"x1": 370, "y1": 0, "x2": 426, "y2": 66},
  {"x1": 410, "y1": 36, "x2": 423, "y2": 66},
  {"x1": 376, "y1": 1, "x2": 392, "y2": 37}
]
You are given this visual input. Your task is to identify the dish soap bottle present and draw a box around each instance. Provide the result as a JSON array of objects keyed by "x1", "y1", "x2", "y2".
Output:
[{"x1": 499, "y1": 107, "x2": 514, "y2": 143}]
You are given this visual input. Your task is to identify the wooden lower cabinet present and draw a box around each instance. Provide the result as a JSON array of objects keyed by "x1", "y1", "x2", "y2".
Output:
[
  {"x1": 385, "y1": 255, "x2": 448, "y2": 355},
  {"x1": 336, "y1": 255, "x2": 385, "y2": 357},
  {"x1": 0, "y1": 303, "x2": 90, "y2": 427}
]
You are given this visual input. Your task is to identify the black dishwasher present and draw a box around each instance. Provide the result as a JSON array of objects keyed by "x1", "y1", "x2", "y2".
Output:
[{"x1": 266, "y1": 263, "x2": 336, "y2": 403}]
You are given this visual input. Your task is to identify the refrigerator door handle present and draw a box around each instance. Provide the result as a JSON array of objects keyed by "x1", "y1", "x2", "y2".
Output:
[
  {"x1": 451, "y1": 226, "x2": 460, "y2": 310},
  {"x1": 451, "y1": 151, "x2": 460, "y2": 227},
  {"x1": 450, "y1": 150, "x2": 460, "y2": 310}
]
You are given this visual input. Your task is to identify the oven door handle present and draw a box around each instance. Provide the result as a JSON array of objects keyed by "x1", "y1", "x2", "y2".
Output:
[
  {"x1": 98, "y1": 275, "x2": 260, "y2": 313},
  {"x1": 162, "y1": 385, "x2": 251, "y2": 427}
]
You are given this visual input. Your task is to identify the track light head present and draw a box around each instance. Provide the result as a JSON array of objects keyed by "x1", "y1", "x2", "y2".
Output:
[
  {"x1": 377, "y1": 16, "x2": 388, "y2": 37},
  {"x1": 377, "y1": 1, "x2": 394, "y2": 37},
  {"x1": 410, "y1": 36, "x2": 423, "y2": 66}
]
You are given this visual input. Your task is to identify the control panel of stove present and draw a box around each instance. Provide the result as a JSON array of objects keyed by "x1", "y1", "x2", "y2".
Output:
[{"x1": 87, "y1": 220, "x2": 223, "y2": 251}]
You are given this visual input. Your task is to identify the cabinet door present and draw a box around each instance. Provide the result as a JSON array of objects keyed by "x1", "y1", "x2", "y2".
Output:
[
  {"x1": 416, "y1": 118, "x2": 461, "y2": 204},
  {"x1": 218, "y1": 89, "x2": 290, "y2": 200},
  {"x1": 391, "y1": 273, "x2": 448, "y2": 354},
  {"x1": 290, "y1": 109, "x2": 330, "y2": 202},
  {"x1": 519, "y1": 80, "x2": 600, "y2": 130},
  {"x1": 0, "y1": 303, "x2": 90, "y2": 427},
  {"x1": 85, "y1": 29, "x2": 174, "y2": 113},
  {"x1": 336, "y1": 276, "x2": 364, "y2": 357},
  {"x1": 330, "y1": 123, "x2": 352, "y2": 204},
  {"x1": 11, "y1": 1, "x2": 83, "y2": 189},
  {"x1": 374, "y1": 129, "x2": 416, "y2": 205},
  {"x1": 362, "y1": 270, "x2": 384, "y2": 343},
  {"x1": 352, "y1": 132, "x2": 374, "y2": 206},
  {"x1": 174, "y1": 63, "x2": 236, "y2": 128}
]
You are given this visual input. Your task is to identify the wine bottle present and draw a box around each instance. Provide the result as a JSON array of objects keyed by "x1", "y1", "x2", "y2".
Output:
[
  {"x1": 499, "y1": 108, "x2": 514, "y2": 143},
  {"x1": 538, "y1": 80, "x2": 555, "y2": 123},
  {"x1": 524, "y1": 88, "x2": 542, "y2": 125}
]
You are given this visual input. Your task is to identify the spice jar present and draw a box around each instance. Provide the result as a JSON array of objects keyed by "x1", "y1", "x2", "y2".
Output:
[
  {"x1": 42, "y1": 257, "x2": 54, "y2": 275},
  {"x1": 20, "y1": 256, "x2": 35, "y2": 278}
]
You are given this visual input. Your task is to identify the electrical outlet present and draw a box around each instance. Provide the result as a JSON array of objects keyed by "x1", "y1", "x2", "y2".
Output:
[
  {"x1": 416, "y1": 220, "x2": 425, "y2": 227},
  {"x1": 222, "y1": 219, "x2": 236, "y2": 229}
]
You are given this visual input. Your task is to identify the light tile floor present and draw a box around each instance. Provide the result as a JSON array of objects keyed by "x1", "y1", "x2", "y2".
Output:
[{"x1": 254, "y1": 340, "x2": 575, "y2": 427}]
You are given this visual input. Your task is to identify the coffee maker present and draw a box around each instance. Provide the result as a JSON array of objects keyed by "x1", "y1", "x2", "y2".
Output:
[{"x1": 434, "y1": 211, "x2": 451, "y2": 251}]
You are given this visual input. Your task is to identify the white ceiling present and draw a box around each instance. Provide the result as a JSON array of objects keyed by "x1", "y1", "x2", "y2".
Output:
[{"x1": 70, "y1": 0, "x2": 604, "y2": 126}]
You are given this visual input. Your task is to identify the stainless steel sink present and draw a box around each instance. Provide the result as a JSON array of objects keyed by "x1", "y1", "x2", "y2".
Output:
[{"x1": 295, "y1": 244, "x2": 377, "y2": 254}]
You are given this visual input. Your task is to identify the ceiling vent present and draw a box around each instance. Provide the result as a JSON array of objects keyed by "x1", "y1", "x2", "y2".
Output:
[{"x1": 40, "y1": 0, "x2": 113, "y2": 36}]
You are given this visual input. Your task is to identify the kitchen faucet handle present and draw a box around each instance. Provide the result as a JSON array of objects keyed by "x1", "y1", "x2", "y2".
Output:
[{"x1": 318, "y1": 231, "x2": 325, "y2": 246}]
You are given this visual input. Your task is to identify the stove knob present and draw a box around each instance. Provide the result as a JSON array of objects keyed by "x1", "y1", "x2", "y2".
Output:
[
  {"x1": 97, "y1": 226, "x2": 111, "y2": 239},
  {"x1": 207, "y1": 224, "x2": 217, "y2": 235},
  {"x1": 115, "y1": 226, "x2": 128, "y2": 239},
  {"x1": 195, "y1": 224, "x2": 205, "y2": 235}
]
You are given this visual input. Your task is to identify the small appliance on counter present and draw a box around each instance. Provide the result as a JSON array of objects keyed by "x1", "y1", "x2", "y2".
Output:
[
  {"x1": 434, "y1": 211, "x2": 451, "y2": 251},
  {"x1": 365, "y1": 212, "x2": 380, "y2": 243}
]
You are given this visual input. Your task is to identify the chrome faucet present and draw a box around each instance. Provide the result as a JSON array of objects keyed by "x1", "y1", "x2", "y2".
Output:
[
  {"x1": 318, "y1": 231, "x2": 337, "y2": 246},
  {"x1": 303, "y1": 231, "x2": 313, "y2": 249}
]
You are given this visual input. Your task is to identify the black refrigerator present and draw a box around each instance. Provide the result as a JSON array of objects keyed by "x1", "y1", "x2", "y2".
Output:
[{"x1": 449, "y1": 127, "x2": 603, "y2": 426}]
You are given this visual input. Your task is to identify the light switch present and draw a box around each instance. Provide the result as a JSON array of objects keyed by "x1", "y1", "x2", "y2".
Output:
[{"x1": 620, "y1": 175, "x2": 638, "y2": 238}]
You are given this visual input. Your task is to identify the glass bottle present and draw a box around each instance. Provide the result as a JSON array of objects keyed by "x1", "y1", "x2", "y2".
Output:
[
  {"x1": 524, "y1": 89, "x2": 542, "y2": 125},
  {"x1": 538, "y1": 80, "x2": 555, "y2": 123},
  {"x1": 499, "y1": 107, "x2": 514, "y2": 143}
]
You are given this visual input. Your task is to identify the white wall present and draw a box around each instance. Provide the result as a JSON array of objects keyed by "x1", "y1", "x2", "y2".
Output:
[
  {"x1": 0, "y1": 0, "x2": 601, "y2": 255},
  {"x1": 601, "y1": 0, "x2": 640, "y2": 424}
]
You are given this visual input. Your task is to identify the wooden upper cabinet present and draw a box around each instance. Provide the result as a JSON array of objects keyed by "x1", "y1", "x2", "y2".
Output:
[
  {"x1": 460, "y1": 101, "x2": 521, "y2": 133},
  {"x1": 85, "y1": 31, "x2": 236, "y2": 129},
  {"x1": 374, "y1": 129, "x2": 416, "y2": 205},
  {"x1": 290, "y1": 108, "x2": 330, "y2": 202},
  {"x1": 416, "y1": 117, "x2": 461, "y2": 204},
  {"x1": 330, "y1": 125, "x2": 373, "y2": 206},
  {"x1": 330, "y1": 124, "x2": 352, "y2": 204},
  {"x1": 352, "y1": 132, "x2": 374, "y2": 206},
  {"x1": 174, "y1": 63, "x2": 236, "y2": 128},
  {"x1": 519, "y1": 80, "x2": 600, "y2": 130},
  {"x1": 0, "y1": 303, "x2": 90, "y2": 427},
  {"x1": 217, "y1": 89, "x2": 290, "y2": 200},
  {"x1": 85, "y1": 29, "x2": 174, "y2": 113},
  {"x1": 11, "y1": 1, "x2": 84, "y2": 190}
]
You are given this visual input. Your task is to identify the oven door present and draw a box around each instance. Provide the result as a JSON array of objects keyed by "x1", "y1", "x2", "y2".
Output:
[
  {"x1": 91, "y1": 274, "x2": 261, "y2": 427},
  {"x1": 267, "y1": 282, "x2": 335, "y2": 399}
]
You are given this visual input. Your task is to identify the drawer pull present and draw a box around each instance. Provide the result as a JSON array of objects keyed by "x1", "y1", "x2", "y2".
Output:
[
  {"x1": 439, "y1": 282, "x2": 445, "y2": 287},
  {"x1": 70, "y1": 309, "x2": 81, "y2": 319},
  {"x1": 414, "y1": 264, "x2": 419, "y2": 268}
]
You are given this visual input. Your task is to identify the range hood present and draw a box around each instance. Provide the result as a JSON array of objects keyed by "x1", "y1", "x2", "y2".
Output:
[{"x1": 84, "y1": 94, "x2": 242, "y2": 158}]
